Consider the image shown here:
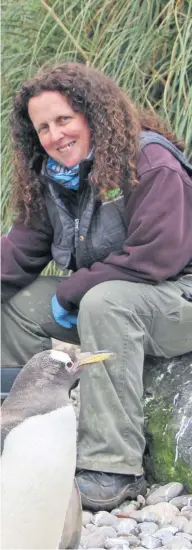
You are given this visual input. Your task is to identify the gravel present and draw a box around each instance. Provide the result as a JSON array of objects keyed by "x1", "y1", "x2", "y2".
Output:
[{"x1": 80, "y1": 496, "x2": 192, "y2": 549}]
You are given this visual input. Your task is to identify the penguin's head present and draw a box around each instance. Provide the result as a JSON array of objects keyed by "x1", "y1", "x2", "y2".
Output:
[
  {"x1": 0, "y1": 348, "x2": 116, "y2": 453},
  {"x1": 44, "y1": 348, "x2": 115, "y2": 392},
  {"x1": 15, "y1": 348, "x2": 115, "y2": 398}
]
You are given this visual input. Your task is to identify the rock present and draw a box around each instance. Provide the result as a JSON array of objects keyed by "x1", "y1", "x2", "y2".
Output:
[
  {"x1": 115, "y1": 518, "x2": 138, "y2": 536},
  {"x1": 104, "y1": 538, "x2": 130, "y2": 549},
  {"x1": 81, "y1": 526, "x2": 88, "y2": 536},
  {"x1": 138, "y1": 522, "x2": 158, "y2": 535},
  {"x1": 92, "y1": 512, "x2": 118, "y2": 528},
  {"x1": 163, "y1": 534, "x2": 192, "y2": 548},
  {"x1": 86, "y1": 524, "x2": 100, "y2": 532},
  {"x1": 179, "y1": 533, "x2": 192, "y2": 542},
  {"x1": 170, "y1": 496, "x2": 192, "y2": 509},
  {"x1": 181, "y1": 506, "x2": 192, "y2": 521},
  {"x1": 85, "y1": 525, "x2": 116, "y2": 538},
  {"x1": 152, "y1": 526, "x2": 178, "y2": 545},
  {"x1": 139, "y1": 534, "x2": 161, "y2": 548},
  {"x1": 130, "y1": 502, "x2": 179, "y2": 525},
  {"x1": 143, "y1": 352, "x2": 192, "y2": 492},
  {"x1": 99, "y1": 527, "x2": 117, "y2": 538},
  {"x1": 83, "y1": 511, "x2": 94, "y2": 526},
  {"x1": 127, "y1": 510, "x2": 159, "y2": 523},
  {"x1": 80, "y1": 531, "x2": 106, "y2": 548},
  {"x1": 119, "y1": 534, "x2": 140, "y2": 546},
  {"x1": 137, "y1": 494, "x2": 146, "y2": 507},
  {"x1": 121, "y1": 501, "x2": 140, "y2": 513},
  {"x1": 185, "y1": 523, "x2": 192, "y2": 535},
  {"x1": 171, "y1": 515, "x2": 190, "y2": 531},
  {"x1": 146, "y1": 482, "x2": 183, "y2": 505}
]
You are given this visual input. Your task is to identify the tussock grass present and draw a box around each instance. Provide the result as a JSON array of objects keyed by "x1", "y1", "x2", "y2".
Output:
[{"x1": 2, "y1": 0, "x2": 192, "y2": 273}]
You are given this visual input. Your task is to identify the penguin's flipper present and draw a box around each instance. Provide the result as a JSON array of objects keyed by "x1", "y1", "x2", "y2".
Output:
[{"x1": 59, "y1": 479, "x2": 82, "y2": 549}]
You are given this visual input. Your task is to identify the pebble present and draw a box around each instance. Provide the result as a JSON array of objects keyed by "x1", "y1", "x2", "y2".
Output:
[
  {"x1": 115, "y1": 519, "x2": 139, "y2": 536},
  {"x1": 99, "y1": 527, "x2": 117, "y2": 538},
  {"x1": 119, "y1": 534, "x2": 141, "y2": 545},
  {"x1": 171, "y1": 515, "x2": 190, "y2": 530},
  {"x1": 138, "y1": 523, "x2": 158, "y2": 535},
  {"x1": 179, "y1": 533, "x2": 192, "y2": 541},
  {"x1": 83, "y1": 511, "x2": 94, "y2": 526},
  {"x1": 128, "y1": 502, "x2": 180, "y2": 526},
  {"x1": 121, "y1": 501, "x2": 141, "y2": 512},
  {"x1": 104, "y1": 538, "x2": 130, "y2": 549},
  {"x1": 86, "y1": 525, "x2": 117, "y2": 538},
  {"x1": 163, "y1": 534, "x2": 192, "y2": 548},
  {"x1": 81, "y1": 532, "x2": 106, "y2": 548},
  {"x1": 92, "y1": 512, "x2": 118, "y2": 527},
  {"x1": 181, "y1": 507, "x2": 192, "y2": 521},
  {"x1": 170, "y1": 496, "x2": 192, "y2": 510},
  {"x1": 86, "y1": 524, "x2": 100, "y2": 532},
  {"x1": 151, "y1": 526, "x2": 178, "y2": 545},
  {"x1": 139, "y1": 534, "x2": 161, "y2": 548},
  {"x1": 137, "y1": 495, "x2": 146, "y2": 508},
  {"x1": 146, "y1": 483, "x2": 183, "y2": 506},
  {"x1": 125, "y1": 510, "x2": 159, "y2": 524},
  {"x1": 185, "y1": 523, "x2": 192, "y2": 535}
]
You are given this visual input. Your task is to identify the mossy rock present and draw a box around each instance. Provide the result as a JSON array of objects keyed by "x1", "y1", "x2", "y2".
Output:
[{"x1": 143, "y1": 352, "x2": 192, "y2": 492}]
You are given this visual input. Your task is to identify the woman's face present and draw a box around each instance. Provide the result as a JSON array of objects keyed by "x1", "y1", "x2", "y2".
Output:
[{"x1": 28, "y1": 90, "x2": 91, "y2": 168}]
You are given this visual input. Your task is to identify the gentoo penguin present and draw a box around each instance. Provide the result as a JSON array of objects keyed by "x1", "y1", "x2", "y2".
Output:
[{"x1": 1, "y1": 347, "x2": 114, "y2": 550}]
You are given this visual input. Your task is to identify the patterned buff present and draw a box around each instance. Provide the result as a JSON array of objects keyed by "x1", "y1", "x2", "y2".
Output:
[{"x1": 45, "y1": 150, "x2": 93, "y2": 190}]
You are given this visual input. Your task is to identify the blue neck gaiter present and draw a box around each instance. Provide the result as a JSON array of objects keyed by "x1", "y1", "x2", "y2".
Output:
[{"x1": 45, "y1": 150, "x2": 93, "y2": 190}]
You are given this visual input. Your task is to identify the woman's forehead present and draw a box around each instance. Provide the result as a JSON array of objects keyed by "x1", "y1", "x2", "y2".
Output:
[{"x1": 28, "y1": 91, "x2": 75, "y2": 124}]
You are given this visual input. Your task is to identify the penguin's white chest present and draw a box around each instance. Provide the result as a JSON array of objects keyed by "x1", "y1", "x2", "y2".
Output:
[{"x1": 1, "y1": 405, "x2": 77, "y2": 550}]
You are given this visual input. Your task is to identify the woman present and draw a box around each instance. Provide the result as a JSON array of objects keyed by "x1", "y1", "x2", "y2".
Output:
[{"x1": 1, "y1": 62, "x2": 192, "y2": 511}]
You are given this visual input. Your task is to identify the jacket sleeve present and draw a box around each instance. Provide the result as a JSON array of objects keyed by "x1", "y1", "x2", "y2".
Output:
[
  {"x1": 56, "y1": 165, "x2": 192, "y2": 310},
  {"x1": 1, "y1": 216, "x2": 53, "y2": 303}
]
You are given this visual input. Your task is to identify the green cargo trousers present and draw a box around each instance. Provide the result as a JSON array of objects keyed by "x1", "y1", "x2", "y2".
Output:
[{"x1": 1, "y1": 275, "x2": 192, "y2": 474}]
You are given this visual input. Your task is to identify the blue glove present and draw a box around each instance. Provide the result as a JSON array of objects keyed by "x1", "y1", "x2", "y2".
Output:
[{"x1": 51, "y1": 294, "x2": 78, "y2": 329}]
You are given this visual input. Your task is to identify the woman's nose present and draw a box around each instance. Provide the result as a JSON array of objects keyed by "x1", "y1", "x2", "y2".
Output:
[{"x1": 49, "y1": 124, "x2": 64, "y2": 143}]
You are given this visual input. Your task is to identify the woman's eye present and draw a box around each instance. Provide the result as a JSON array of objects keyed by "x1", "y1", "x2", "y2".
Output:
[
  {"x1": 61, "y1": 116, "x2": 71, "y2": 122},
  {"x1": 38, "y1": 125, "x2": 48, "y2": 134}
]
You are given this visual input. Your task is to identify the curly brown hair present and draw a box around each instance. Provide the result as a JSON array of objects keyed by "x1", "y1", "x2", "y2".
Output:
[{"x1": 10, "y1": 61, "x2": 184, "y2": 222}]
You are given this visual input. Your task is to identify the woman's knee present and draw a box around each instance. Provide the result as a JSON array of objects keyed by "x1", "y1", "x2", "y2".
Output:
[
  {"x1": 79, "y1": 281, "x2": 114, "y2": 320},
  {"x1": 79, "y1": 280, "x2": 151, "y2": 320}
]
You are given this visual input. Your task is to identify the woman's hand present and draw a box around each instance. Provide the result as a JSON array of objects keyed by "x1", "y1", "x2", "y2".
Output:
[{"x1": 51, "y1": 294, "x2": 78, "y2": 328}]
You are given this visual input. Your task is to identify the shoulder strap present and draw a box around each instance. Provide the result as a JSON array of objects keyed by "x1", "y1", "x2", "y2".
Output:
[{"x1": 139, "y1": 130, "x2": 192, "y2": 175}]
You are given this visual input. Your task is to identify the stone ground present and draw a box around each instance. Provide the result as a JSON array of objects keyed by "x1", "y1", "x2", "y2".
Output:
[{"x1": 52, "y1": 340, "x2": 192, "y2": 550}]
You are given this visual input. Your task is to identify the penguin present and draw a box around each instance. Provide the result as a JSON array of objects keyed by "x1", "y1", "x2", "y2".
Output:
[{"x1": 1, "y1": 347, "x2": 114, "y2": 550}]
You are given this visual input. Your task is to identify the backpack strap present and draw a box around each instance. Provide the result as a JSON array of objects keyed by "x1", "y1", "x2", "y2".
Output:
[{"x1": 139, "y1": 130, "x2": 192, "y2": 175}]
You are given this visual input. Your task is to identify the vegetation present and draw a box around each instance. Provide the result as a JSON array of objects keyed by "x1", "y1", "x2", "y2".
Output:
[{"x1": 2, "y1": 0, "x2": 192, "y2": 272}]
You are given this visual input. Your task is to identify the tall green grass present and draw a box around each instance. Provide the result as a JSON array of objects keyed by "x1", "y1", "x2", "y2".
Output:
[{"x1": 2, "y1": 0, "x2": 192, "y2": 272}]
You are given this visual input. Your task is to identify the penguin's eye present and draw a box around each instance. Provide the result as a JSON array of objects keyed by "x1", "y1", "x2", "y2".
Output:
[{"x1": 66, "y1": 361, "x2": 73, "y2": 369}]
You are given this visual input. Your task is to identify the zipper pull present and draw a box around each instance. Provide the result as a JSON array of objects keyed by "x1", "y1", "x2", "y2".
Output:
[{"x1": 75, "y1": 218, "x2": 79, "y2": 249}]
